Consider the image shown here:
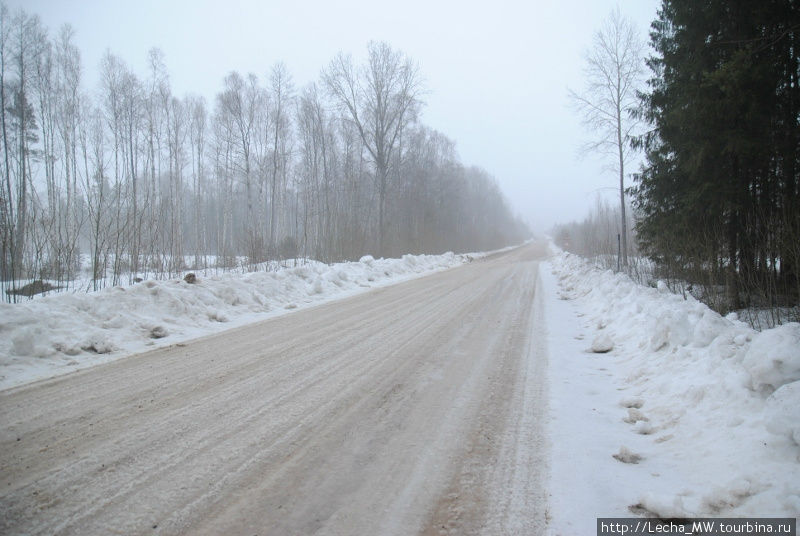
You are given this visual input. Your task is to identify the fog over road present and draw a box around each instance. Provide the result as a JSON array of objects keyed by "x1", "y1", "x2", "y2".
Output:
[{"x1": 0, "y1": 243, "x2": 550, "y2": 535}]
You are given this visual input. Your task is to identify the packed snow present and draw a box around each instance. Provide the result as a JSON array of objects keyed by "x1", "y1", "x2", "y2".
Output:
[
  {"x1": 0, "y1": 252, "x2": 477, "y2": 390},
  {"x1": 3, "y1": 243, "x2": 798, "y2": 529},
  {"x1": 543, "y1": 249, "x2": 800, "y2": 533}
]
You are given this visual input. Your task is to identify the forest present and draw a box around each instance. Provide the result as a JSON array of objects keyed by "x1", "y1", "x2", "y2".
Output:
[
  {"x1": 557, "y1": 0, "x2": 799, "y2": 327},
  {"x1": 634, "y1": 0, "x2": 799, "y2": 319},
  {"x1": 0, "y1": 5, "x2": 529, "y2": 301}
]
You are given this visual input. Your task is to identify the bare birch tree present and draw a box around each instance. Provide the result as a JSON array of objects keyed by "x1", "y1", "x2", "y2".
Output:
[
  {"x1": 568, "y1": 8, "x2": 644, "y2": 268},
  {"x1": 54, "y1": 24, "x2": 82, "y2": 286},
  {"x1": 166, "y1": 95, "x2": 187, "y2": 273},
  {"x1": 0, "y1": 2, "x2": 14, "y2": 294},
  {"x1": 267, "y1": 62, "x2": 293, "y2": 250},
  {"x1": 186, "y1": 94, "x2": 206, "y2": 267},
  {"x1": 216, "y1": 71, "x2": 262, "y2": 262},
  {"x1": 323, "y1": 41, "x2": 422, "y2": 256},
  {"x1": 8, "y1": 10, "x2": 46, "y2": 286}
]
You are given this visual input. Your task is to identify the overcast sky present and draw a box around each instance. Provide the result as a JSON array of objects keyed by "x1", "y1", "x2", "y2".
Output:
[{"x1": 8, "y1": 0, "x2": 660, "y2": 232}]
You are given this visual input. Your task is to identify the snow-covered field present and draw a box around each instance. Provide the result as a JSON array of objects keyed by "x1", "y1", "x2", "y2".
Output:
[
  {"x1": 543, "y1": 250, "x2": 799, "y2": 533},
  {"x1": 0, "y1": 252, "x2": 477, "y2": 391}
]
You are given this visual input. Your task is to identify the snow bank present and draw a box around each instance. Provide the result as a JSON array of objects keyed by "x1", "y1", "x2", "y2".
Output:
[
  {"x1": 0, "y1": 252, "x2": 471, "y2": 391},
  {"x1": 547, "y1": 250, "x2": 799, "y2": 523}
]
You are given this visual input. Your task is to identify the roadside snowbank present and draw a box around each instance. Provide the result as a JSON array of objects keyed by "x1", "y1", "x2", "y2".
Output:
[
  {"x1": 0, "y1": 252, "x2": 472, "y2": 390},
  {"x1": 545, "y1": 250, "x2": 799, "y2": 531}
]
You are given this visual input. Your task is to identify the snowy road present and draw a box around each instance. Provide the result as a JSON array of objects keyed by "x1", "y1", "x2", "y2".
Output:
[{"x1": 0, "y1": 243, "x2": 550, "y2": 535}]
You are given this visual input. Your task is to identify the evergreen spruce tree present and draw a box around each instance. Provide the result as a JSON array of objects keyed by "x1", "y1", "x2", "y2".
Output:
[{"x1": 634, "y1": 0, "x2": 800, "y2": 312}]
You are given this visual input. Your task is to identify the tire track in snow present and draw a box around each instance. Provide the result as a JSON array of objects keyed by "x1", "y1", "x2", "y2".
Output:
[{"x1": 0, "y1": 243, "x2": 549, "y2": 536}]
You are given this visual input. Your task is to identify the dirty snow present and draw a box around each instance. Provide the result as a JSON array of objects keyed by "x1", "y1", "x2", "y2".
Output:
[
  {"x1": 0, "y1": 252, "x2": 475, "y2": 390},
  {"x1": 543, "y1": 249, "x2": 800, "y2": 534}
]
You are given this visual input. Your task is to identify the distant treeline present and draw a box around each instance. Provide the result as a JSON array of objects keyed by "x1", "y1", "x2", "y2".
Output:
[
  {"x1": 633, "y1": 0, "x2": 799, "y2": 314},
  {"x1": 0, "y1": 5, "x2": 529, "y2": 300}
]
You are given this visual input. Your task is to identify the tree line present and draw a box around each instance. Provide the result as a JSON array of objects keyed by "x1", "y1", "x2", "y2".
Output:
[
  {"x1": 553, "y1": 196, "x2": 639, "y2": 270},
  {"x1": 564, "y1": 1, "x2": 797, "y2": 324},
  {"x1": 0, "y1": 5, "x2": 529, "y2": 301},
  {"x1": 633, "y1": 0, "x2": 799, "y2": 316}
]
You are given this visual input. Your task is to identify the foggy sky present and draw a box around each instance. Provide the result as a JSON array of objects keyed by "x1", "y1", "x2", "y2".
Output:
[{"x1": 8, "y1": 0, "x2": 660, "y2": 232}]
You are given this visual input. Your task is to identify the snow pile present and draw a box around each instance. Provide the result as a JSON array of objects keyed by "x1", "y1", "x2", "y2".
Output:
[
  {"x1": 547, "y1": 250, "x2": 799, "y2": 523},
  {"x1": 0, "y1": 252, "x2": 470, "y2": 390}
]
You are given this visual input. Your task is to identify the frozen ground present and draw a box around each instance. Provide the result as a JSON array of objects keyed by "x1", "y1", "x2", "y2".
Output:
[
  {"x1": 543, "y1": 250, "x2": 800, "y2": 534},
  {"x1": 0, "y1": 251, "x2": 482, "y2": 391},
  {"x1": 2, "y1": 242, "x2": 797, "y2": 533}
]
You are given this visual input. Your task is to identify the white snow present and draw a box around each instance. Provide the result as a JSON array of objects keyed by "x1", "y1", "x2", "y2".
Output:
[
  {"x1": 0, "y1": 252, "x2": 475, "y2": 391},
  {"x1": 542, "y1": 249, "x2": 800, "y2": 534}
]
